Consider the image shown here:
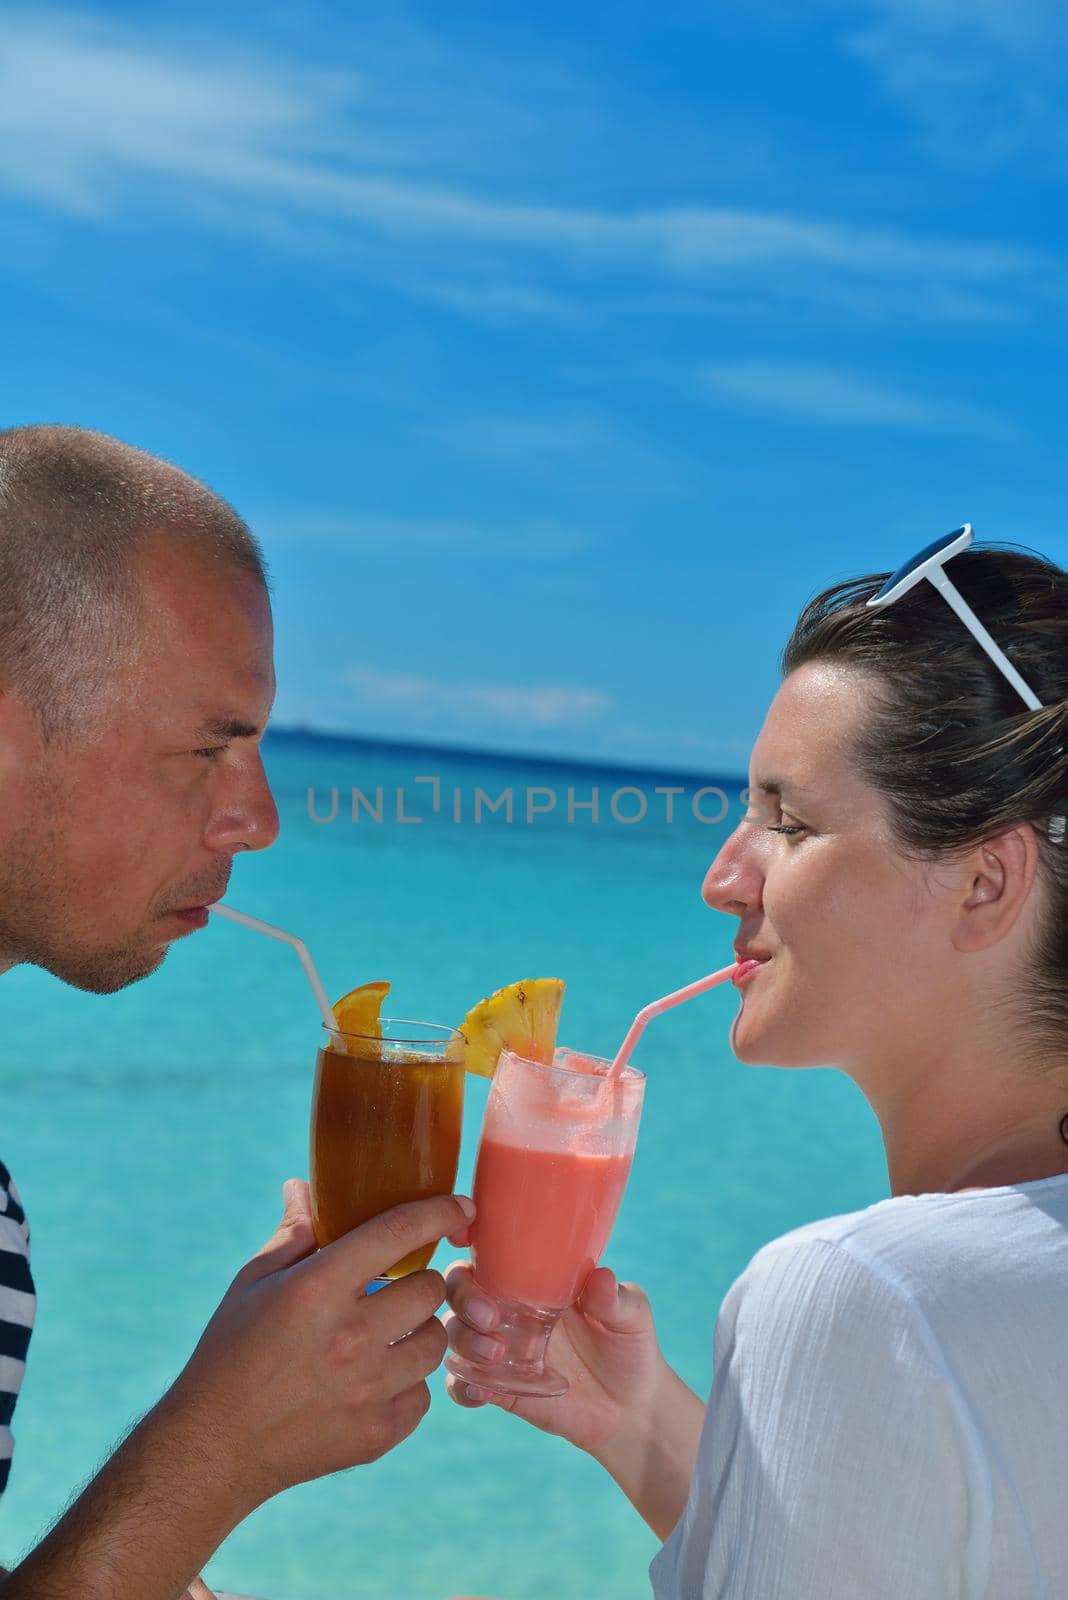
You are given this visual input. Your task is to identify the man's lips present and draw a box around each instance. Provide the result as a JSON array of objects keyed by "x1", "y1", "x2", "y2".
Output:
[
  {"x1": 162, "y1": 903, "x2": 215, "y2": 931},
  {"x1": 165, "y1": 887, "x2": 229, "y2": 917}
]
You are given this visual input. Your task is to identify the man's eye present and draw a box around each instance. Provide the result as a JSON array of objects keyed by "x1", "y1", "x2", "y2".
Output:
[
  {"x1": 767, "y1": 823, "x2": 806, "y2": 837},
  {"x1": 192, "y1": 746, "x2": 227, "y2": 762}
]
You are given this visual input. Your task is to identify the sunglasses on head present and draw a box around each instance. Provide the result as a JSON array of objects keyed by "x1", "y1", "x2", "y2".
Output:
[{"x1": 867, "y1": 525, "x2": 1065, "y2": 845}]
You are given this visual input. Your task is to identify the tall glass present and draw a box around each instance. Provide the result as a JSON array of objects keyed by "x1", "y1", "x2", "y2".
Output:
[
  {"x1": 445, "y1": 1045, "x2": 645, "y2": 1398},
  {"x1": 310, "y1": 1019, "x2": 465, "y2": 1280}
]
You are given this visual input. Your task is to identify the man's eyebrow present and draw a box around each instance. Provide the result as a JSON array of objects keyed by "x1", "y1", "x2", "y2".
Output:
[{"x1": 195, "y1": 716, "x2": 263, "y2": 740}]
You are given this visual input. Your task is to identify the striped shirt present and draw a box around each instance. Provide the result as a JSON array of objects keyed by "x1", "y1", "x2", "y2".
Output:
[{"x1": 0, "y1": 1159, "x2": 34, "y2": 1497}]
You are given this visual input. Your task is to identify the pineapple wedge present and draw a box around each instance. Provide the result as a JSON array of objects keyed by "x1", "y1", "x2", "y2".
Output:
[
  {"x1": 459, "y1": 978, "x2": 565, "y2": 1079},
  {"x1": 331, "y1": 980, "x2": 391, "y2": 1045}
]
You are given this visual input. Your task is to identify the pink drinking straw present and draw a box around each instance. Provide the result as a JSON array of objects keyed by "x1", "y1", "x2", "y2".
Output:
[{"x1": 605, "y1": 959, "x2": 751, "y2": 1083}]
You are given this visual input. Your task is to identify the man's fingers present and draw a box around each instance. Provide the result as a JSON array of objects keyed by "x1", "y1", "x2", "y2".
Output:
[
  {"x1": 380, "y1": 1316, "x2": 449, "y2": 1397},
  {"x1": 320, "y1": 1195, "x2": 475, "y2": 1288},
  {"x1": 370, "y1": 1269, "x2": 448, "y2": 1344},
  {"x1": 238, "y1": 1179, "x2": 319, "y2": 1284},
  {"x1": 387, "y1": 1380, "x2": 433, "y2": 1445}
]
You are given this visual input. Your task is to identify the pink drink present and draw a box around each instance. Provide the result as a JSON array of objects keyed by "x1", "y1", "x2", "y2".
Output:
[
  {"x1": 473, "y1": 1142, "x2": 633, "y2": 1310},
  {"x1": 445, "y1": 1044, "x2": 645, "y2": 1399}
]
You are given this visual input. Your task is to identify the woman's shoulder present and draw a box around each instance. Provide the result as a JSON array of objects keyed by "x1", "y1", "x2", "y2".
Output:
[
  {"x1": 726, "y1": 1173, "x2": 1068, "y2": 1345},
  {"x1": 762, "y1": 1169, "x2": 1068, "y2": 1260}
]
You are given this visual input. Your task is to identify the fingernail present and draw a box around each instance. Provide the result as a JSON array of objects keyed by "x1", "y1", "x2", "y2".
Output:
[
  {"x1": 456, "y1": 1195, "x2": 476, "y2": 1220},
  {"x1": 466, "y1": 1296, "x2": 497, "y2": 1332},
  {"x1": 471, "y1": 1333, "x2": 501, "y2": 1361}
]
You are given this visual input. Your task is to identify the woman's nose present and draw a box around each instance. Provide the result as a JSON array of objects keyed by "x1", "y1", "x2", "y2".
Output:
[{"x1": 702, "y1": 830, "x2": 763, "y2": 916}]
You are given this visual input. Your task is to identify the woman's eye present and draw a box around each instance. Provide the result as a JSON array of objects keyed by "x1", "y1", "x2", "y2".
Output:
[{"x1": 742, "y1": 801, "x2": 805, "y2": 837}]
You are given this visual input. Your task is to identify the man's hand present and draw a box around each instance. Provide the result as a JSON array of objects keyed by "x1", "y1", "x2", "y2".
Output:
[
  {"x1": 168, "y1": 1180, "x2": 474, "y2": 1507},
  {"x1": 3, "y1": 1182, "x2": 473, "y2": 1600}
]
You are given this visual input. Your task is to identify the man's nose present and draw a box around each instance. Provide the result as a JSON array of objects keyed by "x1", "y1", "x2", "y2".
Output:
[{"x1": 204, "y1": 751, "x2": 281, "y2": 854}]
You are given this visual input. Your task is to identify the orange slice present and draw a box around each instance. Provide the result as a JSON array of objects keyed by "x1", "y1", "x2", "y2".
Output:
[{"x1": 331, "y1": 980, "x2": 391, "y2": 1044}]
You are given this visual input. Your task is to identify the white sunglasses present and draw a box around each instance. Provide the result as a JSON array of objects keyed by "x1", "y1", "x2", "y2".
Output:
[{"x1": 867, "y1": 524, "x2": 1066, "y2": 844}]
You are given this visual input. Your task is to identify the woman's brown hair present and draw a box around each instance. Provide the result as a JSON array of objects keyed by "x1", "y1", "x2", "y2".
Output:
[{"x1": 780, "y1": 542, "x2": 1068, "y2": 1076}]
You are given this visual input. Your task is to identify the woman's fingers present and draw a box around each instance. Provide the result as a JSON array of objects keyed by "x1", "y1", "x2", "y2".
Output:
[
  {"x1": 441, "y1": 1306, "x2": 503, "y2": 1361},
  {"x1": 444, "y1": 1371, "x2": 492, "y2": 1408},
  {"x1": 443, "y1": 1259, "x2": 500, "y2": 1333},
  {"x1": 444, "y1": 1371, "x2": 516, "y2": 1413},
  {"x1": 574, "y1": 1267, "x2": 650, "y2": 1333}
]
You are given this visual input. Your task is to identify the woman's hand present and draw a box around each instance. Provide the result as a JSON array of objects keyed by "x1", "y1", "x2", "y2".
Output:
[
  {"x1": 442, "y1": 1259, "x2": 665, "y2": 1455},
  {"x1": 442, "y1": 1252, "x2": 706, "y2": 1539}
]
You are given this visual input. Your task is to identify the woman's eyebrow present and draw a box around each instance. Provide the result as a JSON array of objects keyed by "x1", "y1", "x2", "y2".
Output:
[{"x1": 753, "y1": 777, "x2": 814, "y2": 801}]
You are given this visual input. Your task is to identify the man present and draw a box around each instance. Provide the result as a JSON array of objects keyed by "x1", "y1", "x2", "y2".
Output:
[{"x1": 0, "y1": 425, "x2": 470, "y2": 1599}]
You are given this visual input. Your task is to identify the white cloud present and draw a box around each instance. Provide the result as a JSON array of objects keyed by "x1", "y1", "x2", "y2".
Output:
[
  {"x1": 425, "y1": 410, "x2": 693, "y2": 496},
  {"x1": 0, "y1": 7, "x2": 1045, "y2": 320},
  {"x1": 617, "y1": 724, "x2": 755, "y2": 763},
  {"x1": 344, "y1": 665, "x2": 613, "y2": 729},
  {"x1": 403, "y1": 277, "x2": 579, "y2": 323},
  {"x1": 700, "y1": 359, "x2": 1013, "y2": 436},
  {"x1": 846, "y1": 0, "x2": 1068, "y2": 166}
]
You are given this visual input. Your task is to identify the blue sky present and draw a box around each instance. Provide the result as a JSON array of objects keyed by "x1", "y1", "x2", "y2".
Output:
[{"x1": 4, "y1": 0, "x2": 1068, "y2": 770}]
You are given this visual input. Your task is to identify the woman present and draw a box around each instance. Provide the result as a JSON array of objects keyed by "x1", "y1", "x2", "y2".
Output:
[{"x1": 444, "y1": 532, "x2": 1068, "y2": 1598}]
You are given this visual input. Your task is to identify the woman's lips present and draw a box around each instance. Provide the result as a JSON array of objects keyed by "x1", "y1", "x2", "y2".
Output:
[{"x1": 733, "y1": 956, "x2": 771, "y2": 986}]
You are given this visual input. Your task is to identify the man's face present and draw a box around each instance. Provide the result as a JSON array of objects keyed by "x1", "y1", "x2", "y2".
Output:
[{"x1": 0, "y1": 533, "x2": 279, "y2": 992}]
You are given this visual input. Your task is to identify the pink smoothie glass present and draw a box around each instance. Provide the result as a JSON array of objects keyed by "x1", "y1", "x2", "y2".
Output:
[{"x1": 445, "y1": 1044, "x2": 645, "y2": 1398}]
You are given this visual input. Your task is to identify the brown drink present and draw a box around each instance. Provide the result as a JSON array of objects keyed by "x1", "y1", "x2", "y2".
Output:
[{"x1": 310, "y1": 1020, "x2": 465, "y2": 1278}]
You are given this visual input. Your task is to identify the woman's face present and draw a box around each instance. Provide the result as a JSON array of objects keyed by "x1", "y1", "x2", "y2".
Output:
[{"x1": 702, "y1": 661, "x2": 947, "y2": 1070}]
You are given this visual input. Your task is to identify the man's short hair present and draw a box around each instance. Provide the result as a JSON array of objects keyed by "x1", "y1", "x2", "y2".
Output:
[{"x1": 0, "y1": 425, "x2": 269, "y2": 741}]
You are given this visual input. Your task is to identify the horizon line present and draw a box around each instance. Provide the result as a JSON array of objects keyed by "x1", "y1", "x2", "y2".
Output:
[{"x1": 265, "y1": 721, "x2": 748, "y2": 788}]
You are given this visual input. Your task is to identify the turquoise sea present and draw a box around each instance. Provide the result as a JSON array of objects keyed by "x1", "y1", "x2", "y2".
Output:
[{"x1": 0, "y1": 731, "x2": 888, "y2": 1599}]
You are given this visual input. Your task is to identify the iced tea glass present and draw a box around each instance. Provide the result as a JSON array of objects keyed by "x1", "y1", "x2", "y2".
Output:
[
  {"x1": 310, "y1": 1019, "x2": 465, "y2": 1280},
  {"x1": 445, "y1": 1045, "x2": 644, "y2": 1398}
]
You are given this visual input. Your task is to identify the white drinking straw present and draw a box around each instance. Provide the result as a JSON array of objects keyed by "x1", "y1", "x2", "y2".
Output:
[
  {"x1": 605, "y1": 959, "x2": 746, "y2": 1083},
  {"x1": 207, "y1": 902, "x2": 339, "y2": 1031}
]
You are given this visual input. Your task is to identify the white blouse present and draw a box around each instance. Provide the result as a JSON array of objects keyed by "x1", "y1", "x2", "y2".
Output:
[{"x1": 651, "y1": 1172, "x2": 1068, "y2": 1599}]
